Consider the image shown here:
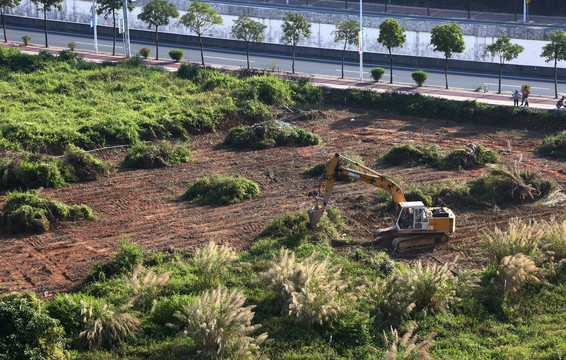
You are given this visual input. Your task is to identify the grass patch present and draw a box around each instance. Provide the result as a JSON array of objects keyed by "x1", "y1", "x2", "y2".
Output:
[
  {"x1": 224, "y1": 122, "x2": 322, "y2": 149},
  {"x1": 122, "y1": 141, "x2": 195, "y2": 169},
  {"x1": 1, "y1": 190, "x2": 95, "y2": 233},
  {"x1": 183, "y1": 175, "x2": 260, "y2": 205},
  {"x1": 381, "y1": 143, "x2": 499, "y2": 170},
  {"x1": 536, "y1": 130, "x2": 566, "y2": 159}
]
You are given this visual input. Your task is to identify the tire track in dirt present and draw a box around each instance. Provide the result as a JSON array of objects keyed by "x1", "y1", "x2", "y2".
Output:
[{"x1": 0, "y1": 109, "x2": 564, "y2": 296}]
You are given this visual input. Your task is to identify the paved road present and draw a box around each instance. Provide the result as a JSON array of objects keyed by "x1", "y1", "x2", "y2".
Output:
[{"x1": 5, "y1": 25, "x2": 566, "y2": 99}]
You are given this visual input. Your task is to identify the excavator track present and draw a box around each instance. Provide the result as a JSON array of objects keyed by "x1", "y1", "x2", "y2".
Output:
[{"x1": 392, "y1": 235, "x2": 440, "y2": 252}]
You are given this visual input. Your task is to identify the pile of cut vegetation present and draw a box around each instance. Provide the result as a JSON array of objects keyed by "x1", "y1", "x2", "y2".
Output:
[
  {"x1": 224, "y1": 122, "x2": 322, "y2": 149},
  {"x1": 183, "y1": 175, "x2": 259, "y2": 205},
  {"x1": 0, "y1": 146, "x2": 107, "y2": 190},
  {"x1": 373, "y1": 165, "x2": 555, "y2": 211},
  {"x1": 303, "y1": 153, "x2": 365, "y2": 182},
  {"x1": 122, "y1": 141, "x2": 195, "y2": 169},
  {"x1": 536, "y1": 130, "x2": 566, "y2": 159},
  {"x1": 381, "y1": 143, "x2": 499, "y2": 170},
  {"x1": 1, "y1": 190, "x2": 95, "y2": 233}
]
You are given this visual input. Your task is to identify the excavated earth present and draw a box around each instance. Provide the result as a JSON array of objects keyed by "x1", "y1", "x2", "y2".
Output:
[{"x1": 1, "y1": 107, "x2": 565, "y2": 297}]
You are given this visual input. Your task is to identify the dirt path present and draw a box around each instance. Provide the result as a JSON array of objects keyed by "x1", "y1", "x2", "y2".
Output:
[{"x1": 0, "y1": 108, "x2": 564, "y2": 297}]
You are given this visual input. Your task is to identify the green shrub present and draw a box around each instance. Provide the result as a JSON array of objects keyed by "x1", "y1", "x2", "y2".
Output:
[
  {"x1": 21, "y1": 35, "x2": 31, "y2": 45},
  {"x1": 411, "y1": 70, "x2": 428, "y2": 87},
  {"x1": 370, "y1": 67, "x2": 386, "y2": 81},
  {"x1": 151, "y1": 294, "x2": 193, "y2": 327},
  {"x1": 89, "y1": 238, "x2": 144, "y2": 281},
  {"x1": 302, "y1": 162, "x2": 326, "y2": 176},
  {"x1": 0, "y1": 155, "x2": 66, "y2": 190},
  {"x1": 177, "y1": 63, "x2": 203, "y2": 81},
  {"x1": 191, "y1": 241, "x2": 238, "y2": 289},
  {"x1": 168, "y1": 49, "x2": 184, "y2": 62},
  {"x1": 183, "y1": 175, "x2": 259, "y2": 205},
  {"x1": 67, "y1": 41, "x2": 77, "y2": 51},
  {"x1": 123, "y1": 141, "x2": 194, "y2": 169},
  {"x1": 536, "y1": 130, "x2": 566, "y2": 159},
  {"x1": 138, "y1": 47, "x2": 151, "y2": 59},
  {"x1": 45, "y1": 293, "x2": 96, "y2": 344},
  {"x1": 224, "y1": 123, "x2": 321, "y2": 149},
  {"x1": 246, "y1": 75, "x2": 292, "y2": 105},
  {"x1": 0, "y1": 292, "x2": 66, "y2": 360},
  {"x1": 1, "y1": 190, "x2": 95, "y2": 234}
]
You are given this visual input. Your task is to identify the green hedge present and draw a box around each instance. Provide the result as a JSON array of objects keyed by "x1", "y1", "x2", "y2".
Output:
[
  {"x1": 324, "y1": 88, "x2": 566, "y2": 131},
  {"x1": 536, "y1": 130, "x2": 566, "y2": 159}
]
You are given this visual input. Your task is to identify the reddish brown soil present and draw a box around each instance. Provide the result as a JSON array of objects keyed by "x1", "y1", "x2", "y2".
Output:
[{"x1": 1, "y1": 108, "x2": 564, "y2": 298}]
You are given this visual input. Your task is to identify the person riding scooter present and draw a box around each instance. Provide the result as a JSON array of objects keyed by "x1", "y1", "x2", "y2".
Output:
[{"x1": 557, "y1": 95, "x2": 566, "y2": 108}]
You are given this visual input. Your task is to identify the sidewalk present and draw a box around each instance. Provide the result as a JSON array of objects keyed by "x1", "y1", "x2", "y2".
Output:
[{"x1": 3, "y1": 42, "x2": 562, "y2": 111}]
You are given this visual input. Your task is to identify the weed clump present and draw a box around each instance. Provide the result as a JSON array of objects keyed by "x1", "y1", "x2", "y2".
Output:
[
  {"x1": 89, "y1": 238, "x2": 144, "y2": 282},
  {"x1": 123, "y1": 141, "x2": 194, "y2": 169},
  {"x1": 381, "y1": 144, "x2": 442, "y2": 168},
  {"x1": 183, "y1": 175, "x2": 259, "y2": 205},
  {"x1": 224, "y1": 122, "x2": 321, "y2": 149},
  {"x1": 60, "y1": 145, "x2": 108, "y2": 182},
  {"x1": 536, "y1": 130, "x2": 566, "y2": 159},
  {"x1": 1, "y1": 190, "x2": 94, "y2": 234},
  {"x1": 170, "y1": 286, "x2": 268, "y2": 359}
]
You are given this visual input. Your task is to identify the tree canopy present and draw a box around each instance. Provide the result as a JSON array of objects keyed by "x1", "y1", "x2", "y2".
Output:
[
  {"x1": 179, "y1": 0, "x2": 223, "y2": 65},
  {"x1": 138, "y1": 0, "x2": 178, "y2": 30},
  {"x1": 281, "y1": 12, "x2": 312, "y2": 73},
  {"x1": 541, "y1": 29, "x2": 566, "y2": 98},
  {"x1": 232, "y1": 14, "x2": 267, "y2": 69},
  {"x1": 430, "y1": 23, "x2": 465, "y2": 89},
  {"x1": 333, "y1": 20, "x2": 359, "y2": 78},
  {"x1": 377, "y1": 19, "x2": 406, "y2": 84}
]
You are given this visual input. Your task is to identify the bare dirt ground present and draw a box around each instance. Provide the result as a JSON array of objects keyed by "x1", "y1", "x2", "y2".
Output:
[{"x1": 1, "y1": 107, "x2": 565, "y2": 297}]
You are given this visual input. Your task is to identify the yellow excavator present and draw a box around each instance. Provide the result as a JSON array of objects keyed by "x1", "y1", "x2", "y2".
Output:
[{"x1": 308, "y1": 153, "x2": 455, "y2": 251}]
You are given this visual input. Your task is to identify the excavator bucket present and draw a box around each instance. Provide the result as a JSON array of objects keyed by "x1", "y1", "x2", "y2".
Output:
[{"x1": 308, "y1": 207, "x2": 325, "y2": 229}]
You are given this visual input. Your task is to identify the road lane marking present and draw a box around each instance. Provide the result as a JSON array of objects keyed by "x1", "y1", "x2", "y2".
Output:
[
  {"x1": 484, "y1": 83, "x2": 548, "y2": 90},
  {"x1": 206, "y1": 56, "x2": 252, "y2": 63}
]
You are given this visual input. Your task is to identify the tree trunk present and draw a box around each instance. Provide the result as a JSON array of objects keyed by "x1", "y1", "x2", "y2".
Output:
[
  {"x1": 155, "y1": 26, "x2": 159, "y2": 60},
  {"x1": 389, "y1": 48, "x2": 393, "y2": 84},
  {"x1": 444, "y1": 56, "x2": 448, "y2": 89},
  {"x1": 554, "y1": 57, "x2": 558, "y2": 98},
  {"x1": 245, "y1": 41, "x2": 250, "y2": 70},
  {"x1": 44, "y1": 8, "x2": 48, "y2": 48},
  {"x1": 199, "y1": 34, "x2": 204, "y2": 66},
  {"x1": 292, "y1": 43, "x2": 296, "y2": 73},
  {"x1": 2, "y1": 9, "x2": 7, "y2": 43},
  {"x1": 497, "y1": 62, "x2": 503, "y2": 94},
  {"x1": 341, "y1": 41, "x2": 346, "y2": 78},
  {"x1": 112, "y1": 11, "x2": 116, "y2": 56}
]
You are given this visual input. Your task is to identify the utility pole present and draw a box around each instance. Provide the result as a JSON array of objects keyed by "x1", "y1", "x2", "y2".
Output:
[
  {"x1": 523, "y1": 0, "x2": 526, "y2": 23},
  {"x1": 91, "y1": 0, "x2": 98, "y2": 53}
]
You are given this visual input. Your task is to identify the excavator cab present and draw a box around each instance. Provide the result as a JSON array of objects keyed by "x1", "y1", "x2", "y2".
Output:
[{"x1": 395, "y1": 202, "x2": 428, "y2": 231}]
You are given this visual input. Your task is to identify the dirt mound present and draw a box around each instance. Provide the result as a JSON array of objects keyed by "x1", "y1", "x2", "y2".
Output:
[{"x1": 0, "y1": 108, "x2": 564, "y2": 297}]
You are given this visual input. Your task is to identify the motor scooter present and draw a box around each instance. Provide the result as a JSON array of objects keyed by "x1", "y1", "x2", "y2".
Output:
[{"x1": 557, "y1": 95, "x2": 566, "y2": 108}]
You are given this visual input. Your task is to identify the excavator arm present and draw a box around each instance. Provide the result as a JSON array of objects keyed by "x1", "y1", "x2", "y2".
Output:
[{"x1": 309, "y1": 153, "x2": 406, "y2": 227}]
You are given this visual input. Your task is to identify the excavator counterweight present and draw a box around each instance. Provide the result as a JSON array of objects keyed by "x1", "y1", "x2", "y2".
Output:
[{"x1": 308, "y1": 153, "x2": 456, "y2": 251}]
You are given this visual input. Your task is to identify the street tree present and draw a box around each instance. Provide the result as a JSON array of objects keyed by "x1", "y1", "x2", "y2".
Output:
[
  {"x1": 97, "y1": 0, "x2": 135, "y2": 56},
  {"x1": 377, "y1": 18, "x2": 406, "y2": 84},
  {"x1": 281, "y1": 11, "x2": 312, "y2": 74},
  {"x1": 483, "y1": 36, "x2": 524, "y2": 94},
  {"x1": 138, "y1": 0, "x2": 179, "y2": 60},
  {"x1": 30, "y1": 0, "x2": 63, "y2": 47},
  {"x1": 430, "y1": 22, "x2": 465, "y2": 89},
  {"x1": 231, "y1": 14, "x2": 266, "y2": 70},
  {"x1": 1, "y1": 0, "x2": 20, "y2": 43},
  {"x1": 332, "y1": 19, "x2": 358, "y2": 79},
  {"x1": 541, "y1": 29, "x2": 566, "y2": 98},
  {"x1": 179, "y1": 0, "x2": 222, "y2": 66}
]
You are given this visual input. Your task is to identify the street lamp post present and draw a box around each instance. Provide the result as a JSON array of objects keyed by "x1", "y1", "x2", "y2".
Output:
[{"x1": 123, "y1": 0, "x2": 131, "y2": 58}]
